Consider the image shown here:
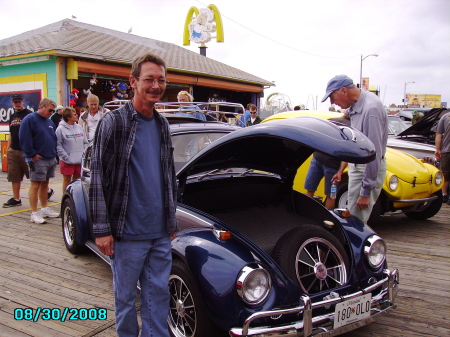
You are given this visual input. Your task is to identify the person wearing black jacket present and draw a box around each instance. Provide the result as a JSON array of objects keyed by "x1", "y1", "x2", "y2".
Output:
[{"x1": 3, "y1": 94, "x2": 32, "y2": 208}]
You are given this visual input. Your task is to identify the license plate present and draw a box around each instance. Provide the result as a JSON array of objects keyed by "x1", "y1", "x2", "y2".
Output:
[{"x1": 333, "y1": 293, "x2": 372, "y2": 328}]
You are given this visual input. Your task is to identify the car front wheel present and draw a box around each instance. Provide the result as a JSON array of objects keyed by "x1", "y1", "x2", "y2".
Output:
[
  {"x1": 272, "y1": 225, "x2": 349, "y2": 294},
  {"x1": 404, "y1": 190, "x2": 443, "y2": 220},
  {"x1": 62, "y1": 198, "x2": 86, "y2": 254},
  {"x1": 168, "y1": 260, "x2": 223, "y2": 337}
]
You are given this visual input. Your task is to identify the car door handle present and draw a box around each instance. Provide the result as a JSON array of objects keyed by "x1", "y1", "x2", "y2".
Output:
[{"x1": 339, "y1": 126, "x2": 357, "y2": 142}]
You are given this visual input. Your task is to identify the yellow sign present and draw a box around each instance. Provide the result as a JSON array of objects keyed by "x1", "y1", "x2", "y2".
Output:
[
  {"x1": 183, "y1": 4, "x2": 224, "y2": 46},
  {"x1": 362, "y1": 77, "x2": 369, "y2": 91},
  {"x1": 406, "y1": 94, "x2": 442, "y2": 108}
]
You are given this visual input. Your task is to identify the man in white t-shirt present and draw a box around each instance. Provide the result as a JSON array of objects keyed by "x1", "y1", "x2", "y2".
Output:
[{"x1": 78, "y1": 94, "x2": 109, "y2": 142}]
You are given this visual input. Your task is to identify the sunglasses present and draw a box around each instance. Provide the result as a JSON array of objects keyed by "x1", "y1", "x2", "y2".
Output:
[{"x1": 49, "y1": 109, "x2": 55, "y2": 113}]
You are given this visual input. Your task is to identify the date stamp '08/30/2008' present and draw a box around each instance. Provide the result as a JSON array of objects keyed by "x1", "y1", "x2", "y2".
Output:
[{"x1": 14, "y1": 308, "x2": 107, "y2": 322}]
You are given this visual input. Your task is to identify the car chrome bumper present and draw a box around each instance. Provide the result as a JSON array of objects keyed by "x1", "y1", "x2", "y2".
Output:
[
  {"x1": 389, "y1": 195, "x2": 438, "y2": 211},
  {"x1": 229, "y1": 269, "x2": 399, "y2": 337},
  {"x1": 389, "y1": 195, "x2": 437, "y2": 204}
]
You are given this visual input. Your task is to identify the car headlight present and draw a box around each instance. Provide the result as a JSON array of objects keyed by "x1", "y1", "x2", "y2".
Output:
[
  {"x1": 435, "y1": 171, "x2": 443, "y2": 186},
  {"x1": 364, "y1": 235, "x2": 386, "y2": 268},
  {"x1": 389, "y1": 175, "x2": 398, "y2": 191},
  {"x1": 236, "y1": 265, "x2": 271, "y2": 305}
]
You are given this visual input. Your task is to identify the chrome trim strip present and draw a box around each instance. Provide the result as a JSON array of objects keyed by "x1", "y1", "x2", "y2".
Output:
[{"x1": 176, "y1": 208, "x2": 213, "y2": 227}]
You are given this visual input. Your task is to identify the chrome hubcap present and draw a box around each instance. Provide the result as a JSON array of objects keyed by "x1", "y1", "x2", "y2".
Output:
[
  {"x1": 314, "y1": 262, "x2": 328, "y2": 280},
  {"x1": 176, "y1": 299, "x2": 186, "y2": 317}
]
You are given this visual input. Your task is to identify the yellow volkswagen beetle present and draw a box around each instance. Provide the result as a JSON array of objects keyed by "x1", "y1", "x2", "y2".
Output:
[{"x1": 263, "y1": 110, "x2": 444, "y2": 225}]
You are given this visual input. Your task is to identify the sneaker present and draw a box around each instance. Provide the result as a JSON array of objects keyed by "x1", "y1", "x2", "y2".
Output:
[
  {"x1": 40, "y1": 207, "x2": 60, "y2": 218},
  {"x1": 47, "y1": 188, "x2": 54, "y2": 201},
  {"x1": 3, "y1": 198, "x2": 22, "y2": 208},
  {"x1": 30, "y1": 212, "x2": 46, "y2": 224},
  {"x1": 443, "y1": 195, "x2": 448, "y2": 203}
]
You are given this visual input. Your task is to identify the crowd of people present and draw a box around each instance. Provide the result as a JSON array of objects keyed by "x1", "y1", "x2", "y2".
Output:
[{"x1": 2, "y1": 94, "x2": 103, "y2": 223}]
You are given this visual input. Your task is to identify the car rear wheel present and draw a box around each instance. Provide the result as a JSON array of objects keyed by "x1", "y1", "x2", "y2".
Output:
[
  {"x1": 404, "y1": 190, "x2": 442, "y2": 220},
  {"x1": 168, "y1": 260, "x2": 223, "y2": 337},
  {"x1": 62, "y1": 198, "x2": 86, "y2": 254},
  {"x1": 272, "y1": 225, "x2": 349, "y2": 294}
]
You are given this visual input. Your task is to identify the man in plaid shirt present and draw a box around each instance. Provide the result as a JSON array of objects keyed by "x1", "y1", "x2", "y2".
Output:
[{"x1": 89, "y1": 53, "x2": 177, "y2": 337}]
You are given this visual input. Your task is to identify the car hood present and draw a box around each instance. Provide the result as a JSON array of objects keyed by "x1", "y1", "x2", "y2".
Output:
[
  {"x1": 397, "y1": 108, "x2": 448, "y2": 137},
  {"x1": 385, "y1": 148, "x2": 432, "y2": 183},
  {"x1": 177, "y1": 117, "x2": 376, "y2": 180},
  {"x1": 387, "y1": 137, "x2": 435, "y2": 154}
]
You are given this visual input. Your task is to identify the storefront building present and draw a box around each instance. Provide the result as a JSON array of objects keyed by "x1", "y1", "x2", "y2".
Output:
[{"x1": 0, "y1": 19, "x2": 273, "y2": 135}]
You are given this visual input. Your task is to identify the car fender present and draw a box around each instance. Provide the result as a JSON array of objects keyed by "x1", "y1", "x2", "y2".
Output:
[
  {"x1": 171, "y1": 228, "x2": 294, "y2": 330},
  {"x1": 62, "y1": 179, "x2": 90, "y2": 246},
  {"x1": 337, "y1": 215, "x2": 387, "y2": 282}
]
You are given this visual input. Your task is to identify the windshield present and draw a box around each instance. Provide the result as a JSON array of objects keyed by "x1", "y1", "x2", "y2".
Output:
[
  {"x1": 388, "y1": 117, "x2": 409, "y2": 135},
  {"x1": 172, "y1": 132, "x2": 229, "y2": 171}
]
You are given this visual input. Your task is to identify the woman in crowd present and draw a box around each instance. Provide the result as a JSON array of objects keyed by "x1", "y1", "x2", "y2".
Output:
[
  {"x1": 56, "y1": 107, "x2": 89, "y2": 192},
  {"x1": 175, "y1": 90, "x2": 206, "y2": 121}
]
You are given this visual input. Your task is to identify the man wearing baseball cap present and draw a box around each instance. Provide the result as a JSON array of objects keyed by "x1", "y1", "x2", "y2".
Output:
[
  {"x1": 323, "y1": 75, "x2": 388, "y2": 223},
  {"x1": 50, "y1": 105, "x2": 65, "y2": 129},
  {"x1": 411, "y1": 110, "x2": 424, "y2": 125},
  {"x1": 3, "y1": 94, "x2": 32, "y2": 208}
]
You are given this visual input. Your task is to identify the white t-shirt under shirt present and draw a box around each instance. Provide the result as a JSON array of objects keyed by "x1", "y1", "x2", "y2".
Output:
[{"x1": 87, "y1": 113, "x2": 100, "y2": 141}]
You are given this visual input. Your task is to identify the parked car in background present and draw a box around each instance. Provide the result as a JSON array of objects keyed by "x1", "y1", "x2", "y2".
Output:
[
  {"x1": 62, "y1": 105, "x2": 398, "y2": 337},
  {"x1": 395, "y1": 108, "x2": 431, "y2": 122},
  {"x1": 263, "y1": 111, "x2": 444, "y2": 225},
  {"x1": 386, "y1": 114, "x2": 437, "y2": 164},
  {"x1": 396, "y1": 108, "x2": 448, "y2": 145}
]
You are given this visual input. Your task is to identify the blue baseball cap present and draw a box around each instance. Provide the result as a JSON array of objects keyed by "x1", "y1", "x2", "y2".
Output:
[{"x1": 321, "y1": 75, "x2": 354, "y2": 102}]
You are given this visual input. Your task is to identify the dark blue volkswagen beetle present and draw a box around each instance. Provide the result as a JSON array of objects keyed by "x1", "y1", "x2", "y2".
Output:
[{"x1": 61, "y1": 105, "x2": 398, "y2": 337}]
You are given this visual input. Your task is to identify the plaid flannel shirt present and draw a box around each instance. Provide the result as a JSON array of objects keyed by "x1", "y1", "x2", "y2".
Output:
[{"x1": 89, "y1": 101, "x2": 178, "y2": 238}]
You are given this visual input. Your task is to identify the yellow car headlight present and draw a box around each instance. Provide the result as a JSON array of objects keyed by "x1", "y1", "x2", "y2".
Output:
[
  {"x1": 435, "y1": 171, "x2": 443, "y2": 186},
  {"x1": 389, "y1": 175, "x2": 398, "y2": 191}
]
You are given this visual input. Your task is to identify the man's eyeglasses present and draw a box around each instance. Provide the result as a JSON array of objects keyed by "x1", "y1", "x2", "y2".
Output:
[
  {"x1": 250, "y1": 111, "x2": 257, "y2": 114},
  {"x1": 136, "y1": 77, "x2": 168, "y2": 86},
  {"x1": 49, "y1": 109, "x2": 55, "y2": 113}
]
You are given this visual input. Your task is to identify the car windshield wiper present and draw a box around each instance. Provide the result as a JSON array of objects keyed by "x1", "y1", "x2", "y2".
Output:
[
  {"x1": 197, "y1": 169, "x2": 220, "y2": 180},
  {"x1": 240, "y1": 169, "x2": 254, "y2": 176}
]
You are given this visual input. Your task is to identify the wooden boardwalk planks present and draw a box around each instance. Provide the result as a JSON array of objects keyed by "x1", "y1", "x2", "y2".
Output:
[{"x1": 0, "y1": 171, "x2": 449, "y2": 336}]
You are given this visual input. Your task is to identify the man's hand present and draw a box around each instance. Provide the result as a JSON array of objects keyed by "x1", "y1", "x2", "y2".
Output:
[
  {"x1": 170, "y1": 232, "x2": 177, "y2": 241},
  {"x1": 95, "y1": 235, "x2": 114, "y2": 256},
  {"x1": 331, "y1": 172, "x2": 342, "y2": 183},
  {"x1": 435, "y1": 149, "x2": 441, "y2": 160},
  {"x1": 356, "y1": 196, "x2": 370, "y2": 210}
]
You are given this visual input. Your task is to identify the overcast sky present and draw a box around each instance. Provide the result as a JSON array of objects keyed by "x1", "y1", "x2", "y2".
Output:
[{"x1": 1, "y1": 0, "x2": 449, "y2": 110}]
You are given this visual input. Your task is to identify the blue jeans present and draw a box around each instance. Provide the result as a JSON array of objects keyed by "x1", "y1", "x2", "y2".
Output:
[
  {"x1": 304, "y1": 157, "x2": 337, "y2": 196},
  {"x1": 111, "y1": 236, "x2": 172, "y2": 337}
]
